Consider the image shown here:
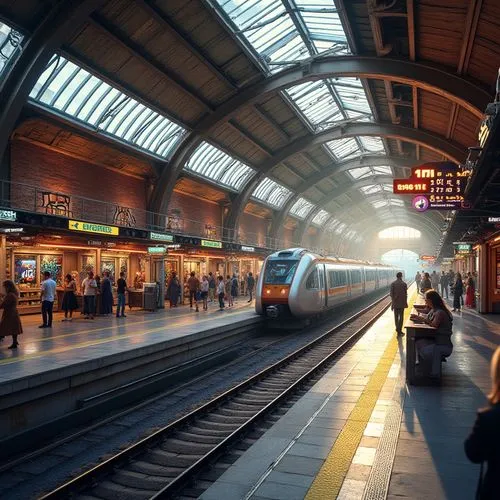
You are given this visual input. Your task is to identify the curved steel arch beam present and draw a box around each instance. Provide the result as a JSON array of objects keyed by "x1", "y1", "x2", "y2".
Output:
[
  {"x1": 150, "y1": 55, "x2": 487, "y2": 214},
  {"x1": 227, "y1": 122, "x2": 463, "y2": 237},
  {"x1": 269, "y1": 155, "x2": 418, "y2": 240},
  {"x1": 0, "y1": 0, "x2": 106, "y2": 173}
]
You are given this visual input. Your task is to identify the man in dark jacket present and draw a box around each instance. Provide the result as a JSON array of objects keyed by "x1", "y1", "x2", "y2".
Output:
[
  {"x1": 390, "y1": 272, "x2": 408, "y2": 336},
  {"x1": 246, "y1": 272, "x2": 255, "y2": 302},
  {"x1": 440, "y1": 271, "x2": 449, "y2": 298}
]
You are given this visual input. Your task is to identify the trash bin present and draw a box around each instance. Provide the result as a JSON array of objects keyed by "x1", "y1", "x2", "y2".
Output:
[{"x1": 143, "y1": 282, "x2": 157, "y2": 311}]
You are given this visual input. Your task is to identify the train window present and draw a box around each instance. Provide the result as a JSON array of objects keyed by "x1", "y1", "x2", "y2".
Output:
[
  {"x1": 263, "y1": 260, "x2": 299, "y2": 285},
  {"x1": 306, "y1": 268, "x2": 319, "y2": 289},
  {"x1": 366, "y1": 270, "x2": 375, "y2": 281},
  {"x1": 351, "y1": 270, "x2": 362, "y2": 284},
  {"x1": 329, "y1": 270, "x2": 347, "y2": 287}
]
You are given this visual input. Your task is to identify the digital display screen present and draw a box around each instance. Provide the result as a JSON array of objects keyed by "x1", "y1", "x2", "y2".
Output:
[{"x1": 393, "y1": 181, "x2": 430, "y2": 194}]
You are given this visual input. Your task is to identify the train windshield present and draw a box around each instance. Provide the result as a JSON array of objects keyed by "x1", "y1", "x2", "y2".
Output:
[{"x1": 264, "y1": 260, "x2": 299, "y2": 285}]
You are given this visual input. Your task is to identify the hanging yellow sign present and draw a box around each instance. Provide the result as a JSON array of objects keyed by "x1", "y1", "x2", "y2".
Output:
[{"x1": 68, "y1": 220, "x2": 119, "y2": 236}]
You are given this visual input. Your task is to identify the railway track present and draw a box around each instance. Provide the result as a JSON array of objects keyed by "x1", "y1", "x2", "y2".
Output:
[{"x1": 42, "y1": 294, "x2": 391, "y2": 499}]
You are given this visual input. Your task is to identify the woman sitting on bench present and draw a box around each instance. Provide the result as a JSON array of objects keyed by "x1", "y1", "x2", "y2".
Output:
[{"x1": 410, "y1": 290, "x2": 453, "y2": 378}]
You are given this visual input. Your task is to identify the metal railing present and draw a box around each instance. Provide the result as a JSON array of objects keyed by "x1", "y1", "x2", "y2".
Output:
[{"x1": 0, "y1": 180, "x2": 327, "y2": 252}]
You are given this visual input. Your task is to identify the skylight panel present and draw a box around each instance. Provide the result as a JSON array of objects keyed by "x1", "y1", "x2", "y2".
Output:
[
  {"x1": 290, "y1": 197, "x2": 315, "y2": 219},
  {"x1": 252, "y1": 177, "x2": 293, "y2": 208},
  {"x1": 333, "y1": 78, "x2": 371, "y2": 115},
  {"x1": 0, "y1": 21, "x2": 23, "y2": 78},
  {"x1": 348, "y1": 165, "x2": 393, "y2": 180},
  {"x1": 326, "y1": 137, "x2": 360, "y2": 160},
  {"x1": 185, "y1": 142, "x2": 254, "y2": 191},
  {"x1": 359, "y1": 136, "x2": 385, "y2": 153},
  {"x1": 371, "y1": 200, "x2": 387, "y2": 209},
  {"x1": 30, "y1": 55, "x2": 185, "y2": 159},
  {"x1": 359, "y1": 185, "x2": 382, "y2": 195},
  {"x1": 389, "y1": 199, "x2": 404, "y2": 207},
  {"x1": 312, "y1": 209, "x2": 330, "y2": 226},
  {"x1": 335, "y1": 222, "x2": 346, "y2": 233}
]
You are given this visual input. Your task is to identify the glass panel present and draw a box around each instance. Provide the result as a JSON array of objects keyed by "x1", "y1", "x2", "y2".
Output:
[
  {"x1": 325, "y1": 137, "x2": 359, "y2": 160},
  {"x1": 335, "y1": 222, "x2": 346, "y2": 233},
  {"x1": 359, "y1": 184, "x2": 382, "y2": 195},
  {"x1": 263, "y1": 259, "x2": 299, "y2": 285},
  {"x1": 290, "y1": 197, "x2": 315, "y2": 219},
  {"x1": 185, "y1": 142, "x2": 254, "y2": 191},
  {"x1": 29, "y1": 55, "x2": 185, "y2": 159},
  {"x1": 312, "y1": 209, "x2": 330, "y2": 226},
  {"x1": 252, "y1": 177, "x2": 292, "y2": 208},
  {"x1": 0, "y1": 21, "x2": 23, "y2": 79},
  {"x1": 348, "y1": 165, "x2": 393, "y2": 180}
]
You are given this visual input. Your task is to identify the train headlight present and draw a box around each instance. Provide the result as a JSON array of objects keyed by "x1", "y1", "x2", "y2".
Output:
[
  {"x1": 280, "y1": 288, "x2": 286, "y2": 295},
  {"x1": 265, "y1": 289, "x2": 271, "y2": 295}
]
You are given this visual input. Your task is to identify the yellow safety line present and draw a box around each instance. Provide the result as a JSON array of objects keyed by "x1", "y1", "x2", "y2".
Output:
[
  {"x1": 0, "y1": 307, "x2": 251, "y2": 367},
  {"x1": 305, "y1": 291, "x2": 416, "y2": 500}
]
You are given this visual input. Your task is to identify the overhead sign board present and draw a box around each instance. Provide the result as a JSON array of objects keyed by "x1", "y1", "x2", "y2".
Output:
[
  {"x1": 0, "y1": 210, "x2": 17, "y2": 221},
  {"x1": 455, "y1": 243, "x2": 472, "y2": 254},
  {"x1": 1, "y1": 227, "x2": 23, "y2": 233},
  {"x1": 150, "y1": 231, "x2": 174, "y2": 242},
  {"x1": 68, "y1": 220, "x2": 119, "y2": 236},
  {"x1": 394, "y1": 162, "x2": 470, "y2": 210},
  {"x1": 148, "y1": 246, "x2": 166, "y2": 254},
  {"x1": 420, "y1": 255, "x2": 436, "y2": 261},
  {"x1": 241, "y1": 245, "x2": 255, "y2": 252},
  {"x1": 201, "y1": 239, "x2": 222, "y2": 249},
  {"x1": 488, "y1": 217, "x2": 500, "y2": 223}
]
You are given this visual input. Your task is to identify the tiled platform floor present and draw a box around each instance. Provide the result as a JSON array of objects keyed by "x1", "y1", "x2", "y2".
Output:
[
  {"x1": 201, "y1": 288, "x2": 497, "y2": 500},
  {"x1": 0, "y1": 298, "x2": 257, "y2": 383}
]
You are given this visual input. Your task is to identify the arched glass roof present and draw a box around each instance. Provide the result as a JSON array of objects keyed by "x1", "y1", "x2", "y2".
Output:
[
  {"x1": 325, "y1": 135, "x2": 385, "y2": 160},
  {"x1": 185, "y1": 142, "x2": 254, "y2": 191},
  {"x1": 252, "y1": 177, "x2": 293, "y2": 208},
  {"x1": 289, "y1": 197, "x2": 315, "y2": 219},
  {"x1": 212, "y1": 0, "x2": 349, "y2": 74},
  {"x1": 312, "y1": 209, "x2": 330, "y2": 226},
  {"x1": 348, "y1": 165, "x2": 393, "y2": 180},
  {"x1": 370, "y1": 198, "x2": 405, "y2": 209},
  {"x1": 359, "y1": 184, "x2": 392, "y2": 195},
  {"x1": 379, "y1": 226, "x2": 421, "y2": 239},
  {"x1": 0, "y1": 21, "x2": 23, "y2": 79},
  {"x1": 29, "y1": 55, "x2": 185, "y2": 159}
]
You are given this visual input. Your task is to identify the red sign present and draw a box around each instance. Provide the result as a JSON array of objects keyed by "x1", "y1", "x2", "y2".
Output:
[{"x1": 393, "y1": 180, "x2": 430, "y2": 194}]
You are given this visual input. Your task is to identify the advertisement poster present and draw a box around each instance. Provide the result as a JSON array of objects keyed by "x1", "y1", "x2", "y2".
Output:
[
  {"x1": 15, "y1": 256, "x2": 37, "y2": 286},
  {"x1": 41, "y1": 255, "x2": 63, "y2": 285}
]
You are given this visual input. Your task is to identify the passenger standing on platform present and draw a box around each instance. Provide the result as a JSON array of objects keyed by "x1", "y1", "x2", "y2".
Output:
[
  {"x1": 200, "y1": 276, "x2": 209, "y2": 311},
  {"x1": 465, "y1": 347, "x2": 500, "y2": 500},
  {"x1": 101, "y1": 271, "x2": 113, "y2": 316},
  {"x1": 217, "y1": 276, "x2": 225, "y2": 310},
  {"x1": 246, "y1": 272, "x2": 255, "y2": 303},
  {"x1": 440, "y1": 271, "x2": 449, "y2": 299},
  {"x1": 431, "y1": 270, "x2": 439, "y2": 291},
  {"x1": 187, "y1": 271, "x2": 200, "y2": 312},
  {"x1": 390, "y1": 272, "x2": 408, "y2": 336},
  {"x1": 411, "y1": 290, "x2": 453, "y2": 377},
  {"x1": 465, "y1": 274, "x2": 476, "y2": 308},
  {"x1": 39, "y1": 271, "x2": 56, "y2": 329},
  {"x1": 61, "y1": 273, "x2": 78, "y2": 321},
  {"x1": 208, "y1": 272, "x2": 215, "y2": 302},
  {"x1": 116, "y1": 272, "x2": 127, "y2": 318},
  {"x1": 225, "y1": 275, "x2": 233, "y2": 307},
  {"x1": 0, "y1": 280, "x2": 23, "y2": 349},
  {"x1": 231, "y1": 274, "x2": 239, "y2": 302},
  {"x1": 82, "y1": 271, "x2": 98, "y2": 319},
  {"x1": 452, "y1": 273, "x2": 464, "y2": 312},
  {"x1": 167, "y1": 272, "x2": 181, "y2": 308},
  {"x1": 415, "y1": 271, "x2": 422, "y2": 292},
  {"x1": 421, "y1": 272, "x2": 432, "y2": 293}
]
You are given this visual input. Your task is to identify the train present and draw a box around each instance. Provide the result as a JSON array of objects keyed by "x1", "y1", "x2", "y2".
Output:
[{"x1": 255, "y1": 248, "x2": 401, "y2": 318}]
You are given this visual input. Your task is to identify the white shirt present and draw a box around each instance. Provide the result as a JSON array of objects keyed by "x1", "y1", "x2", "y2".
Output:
[
  {"x1": 41, "y1": 278, "x2": 56, "y2": 302},
  {"x1": 82, "y1": 277, "x2": 97, "y2": 296},
  {"x1": 201, "y1": 280, "x2": 209, "y2": 292},
  {"x1": 217, "y1": 281, "x2": 225, "y2": 294}
]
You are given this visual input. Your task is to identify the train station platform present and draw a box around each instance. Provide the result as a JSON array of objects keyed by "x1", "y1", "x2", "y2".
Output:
[
  {"x1": 0, "y1": 301, "x2": 261, "y2": 450},
  {"x1": 201, "y1": 290, "x2": 497, "y2": 500}
]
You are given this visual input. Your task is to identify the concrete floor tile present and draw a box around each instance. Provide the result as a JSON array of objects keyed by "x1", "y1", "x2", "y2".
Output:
[
  {"x1": 346, "y1": 463, "x2": 372, "y2": 482},
  {"x1": 275, "y1": 455, "x2": 324, "y2": 477},
  {"x1": 364, "y1": 422, "x2": 385, "y2": 437},
  {"x1": 337, "y1": 478, "x2": 366, "y2": 500},
  {"x1": 265, "y1": 471, "x2": 314, "y2": 489},
  {"x1": 254, "y1": 481, "x2": 309, "y2": 500},
  {"x1": 288, "y1": 442, "x2": 332, "y2": 460},
  {"x1": 200, "y1": 480, "x2": 251, "y2": 499},
  {"x1": 352, "y1": 446, "x2": 376, "y2": 466}
]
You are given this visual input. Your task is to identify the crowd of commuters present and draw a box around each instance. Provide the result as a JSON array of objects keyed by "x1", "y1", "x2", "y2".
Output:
[{"x1": 166, "y1": 271, "x2": 256, "y2": 312}]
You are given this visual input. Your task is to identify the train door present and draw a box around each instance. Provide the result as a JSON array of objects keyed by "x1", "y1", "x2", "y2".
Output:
[
  {"x1": 319, "y1": 264, "x2": 327, "y2": 308},
  {"x1": 361, "y1": 268, "x2": 366, "y2": 293},
  {"x1": 347, "y1": 268, "x2": 352, "y2": 297}
]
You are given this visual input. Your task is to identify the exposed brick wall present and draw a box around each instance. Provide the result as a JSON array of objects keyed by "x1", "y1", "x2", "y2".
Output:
[
  {"x1": 168, "y1": 190, "x2": 222, "y2": 238},
  {"x1": 10, "y1": 140, "x2": 148, "y2": 227},
  {"x1": 239, "y1": 212, "x2": 268, "y2": 247}
]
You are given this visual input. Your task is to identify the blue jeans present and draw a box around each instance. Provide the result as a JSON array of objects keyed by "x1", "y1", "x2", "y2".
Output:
[
  {"x1": 42, "y1": 300, "x2": 54, "y2": 326},
  {"x1": 117, "y1": 293, "x2": 126, "y2": 316}
]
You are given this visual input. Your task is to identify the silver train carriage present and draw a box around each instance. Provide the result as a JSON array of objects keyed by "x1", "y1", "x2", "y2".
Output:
[{"x1": 255, "y1": 248, "x2": 401, "y2": 318}]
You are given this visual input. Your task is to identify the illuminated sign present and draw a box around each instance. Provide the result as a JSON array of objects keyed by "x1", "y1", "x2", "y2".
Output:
[
  {"x1": 413, "y1": 196, "x2": 429, "y2": 212},
  {"x1": 455, "y1": 243, "x2": 472, "y2": 254},
  {"x1": 201, "y1": 239, "x2": 222, "y2": 249},
  {"x1": 393, "y1": 180, "x2": 429, "y2": 194},
  {"x1": 488, "y1": 217, "x2": 500, "y2": 223},
  {"x1": 420, "y1": 255, "x2": 436, "y2": 261},
  {"x1": 165, "y1": 244, "x2": 181, "y2": 250},
  {"x1": 1, "y1": 227, "x2": 23, "y2": 233},
  {"x1": 0, "y1": 210, "x2": 17, "y2": 221},
  {"x1": 148, "y1": 246, "x2": 166, "y2": 254},
  {"x1": 68, "y1": 220, "x2": 119, "y2": 236},
  {"x1": 478, "y1": 119, "x2": 491, "y2": 148},
  {"x1": 241, "y1": 245, "x2": 255, "y2": 252},
  {"x1": 150, "y1": 231, "x2": 174, "y2": 242}
]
